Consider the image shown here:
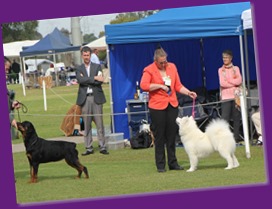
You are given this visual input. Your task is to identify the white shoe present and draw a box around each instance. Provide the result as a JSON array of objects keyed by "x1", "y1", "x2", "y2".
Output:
[{"x1": 258, "y1": 136, "x2": 263, "y2": 142}]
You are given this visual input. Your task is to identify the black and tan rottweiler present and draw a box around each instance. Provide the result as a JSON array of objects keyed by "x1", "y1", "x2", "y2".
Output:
[{"x1": 17, "y1": 121, "x2": 89, "y2": 183}]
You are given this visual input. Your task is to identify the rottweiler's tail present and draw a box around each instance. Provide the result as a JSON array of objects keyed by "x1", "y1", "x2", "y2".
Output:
[{"x1": 65, "y1": 146, "x2": 89, "y2": 179}]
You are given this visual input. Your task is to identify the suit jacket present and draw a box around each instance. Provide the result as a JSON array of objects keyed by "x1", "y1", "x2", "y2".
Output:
[
  {"x1": 76, "y1": 62, "x2": 106, "y2": 106},
  {"x1": 140, "y1": 62, "x2": 183, "y2": 110}
]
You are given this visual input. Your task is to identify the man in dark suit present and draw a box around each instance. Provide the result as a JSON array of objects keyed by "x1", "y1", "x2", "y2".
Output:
[{"x1": 76, "y1": 46, "x2": 109, "y2": 155}]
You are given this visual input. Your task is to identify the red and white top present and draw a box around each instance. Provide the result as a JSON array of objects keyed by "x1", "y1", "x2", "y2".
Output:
[{"x1": 140, "y1": 62, "x2": 183, "y2": 110}]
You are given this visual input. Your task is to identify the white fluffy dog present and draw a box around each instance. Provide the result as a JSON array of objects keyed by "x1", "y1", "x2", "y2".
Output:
[{"x1": 176, "y1": 116, "x2": 239, "y2": 172}]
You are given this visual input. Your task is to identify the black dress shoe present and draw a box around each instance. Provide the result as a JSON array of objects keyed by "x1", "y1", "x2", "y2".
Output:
[
  {"x1": 81, "y1": 150, "x2": 94, "y2": 156},
  {"x1": 157, "y1": 168, "x2": 166, "y2": 173},
  {"x1": 100, "y1": 150, "x2": 109, "y2": 155},
  {"x1": 169, "y1": 165, "x2": 184, "y2": 170}
]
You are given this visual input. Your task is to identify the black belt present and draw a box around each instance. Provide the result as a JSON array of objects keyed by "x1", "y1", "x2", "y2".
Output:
[{"x1": 87, "y1": 93, "x2": 93, "y2": 96}]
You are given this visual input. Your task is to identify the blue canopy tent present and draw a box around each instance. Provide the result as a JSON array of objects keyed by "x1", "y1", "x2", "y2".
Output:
[
  {"x1": 105, "y1": 2, "x2": 254, "y2": 157},
  {"x1": 20, "y1": 27, "x2": 79, "y2": 57},
  {"x1": 19, "y1": 28, "x2": 80, "y2": 93}
]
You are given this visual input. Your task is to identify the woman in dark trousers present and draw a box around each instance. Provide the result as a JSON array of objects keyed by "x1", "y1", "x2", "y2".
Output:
[
  {"x1": 140, "y1": 48, "x2": 197, "y2": 173},
  {"x1": 218, "y1": 50, "x2": 242, "y2": 143}
]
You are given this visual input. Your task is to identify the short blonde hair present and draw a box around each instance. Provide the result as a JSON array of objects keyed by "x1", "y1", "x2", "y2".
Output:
[{"x1": 153, "y1": 48, "x2": 168, "y2": 61}]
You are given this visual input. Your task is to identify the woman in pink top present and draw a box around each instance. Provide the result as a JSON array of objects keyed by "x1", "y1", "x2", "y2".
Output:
[
  {"x1": 218, "y1": 50, "x2": 242, "y2": 143},
  {"x1": 140, "y1": 48, "x2": 196, "y2": 173}
]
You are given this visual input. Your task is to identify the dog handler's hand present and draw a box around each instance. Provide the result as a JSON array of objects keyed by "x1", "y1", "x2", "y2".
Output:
[
  {"x1": 11, "y1": 119, "x2": 18, "y2": 129},
  {"x1": 188, "y1": 91, "x2": 197, "y2": 99},
  {"x1": 12, "y1": 101, "x2": 21, "y2": 110}
]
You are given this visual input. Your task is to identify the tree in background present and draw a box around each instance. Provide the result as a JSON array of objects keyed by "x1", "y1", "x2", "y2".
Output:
[
  {"x1": 60, "y1": 28, "x2": 70, "y2": 37},
  {"x1": 98, "y1": 31, "x2": 105, "y2": 38},
  {"x1": 83, "y1": 33, "x2": 97, "y2": 44},
  {"x1": 89, "y1": 10, "x2": 158, "y2": 62},
  {"x1": 92, "y1": 10, "x2": 158, "y2": 38},
  {"x1": 2, "y1": 21, "x2": 42, "y2": 43},
  {"x1": 110, "y1": 10, "x2": 159, "y2": 24}
]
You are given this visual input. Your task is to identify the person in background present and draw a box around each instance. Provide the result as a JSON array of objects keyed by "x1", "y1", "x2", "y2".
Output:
[
  {"x1": 91, "y1": 48, "x2": 100, "y2": 64},
  {"x1": 76, "y1": 46, "x2": 109, "y2": 155},
  {"x1": 45, "y1": 64, "x2": 55, "y2": 76},
  {"x1": 5, "y1": 57, "x2": 21, "y2": 136},
  {"x1": 218, "y1": 49, "x2": 243, "y2": 144},
  {"x1": 11, "y1": 59, "x2": 21, "y2": 84},
  {"x1": 251, "y1": 108, "x2": 263, "y2": 146},
  {"x1": 5, "y1": 57, "x2": 12, "y2": 85},
  {"x1": 140, "y1": 47, "x2": 197, "y2": 173}
]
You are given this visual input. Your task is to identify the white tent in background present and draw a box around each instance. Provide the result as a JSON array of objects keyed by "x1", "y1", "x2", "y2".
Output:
[
  {"x1": 241, "y1": 9, "x2": 252, "y2": 30},
  {"x1": 25, "y1": 59, "x2": 54, "y2": 73},
  {"x1": 85, "y1": 36, "x2": 106, "y2": 50},
  {"x1": 3, "y1": 40, "x2": 39, "y2": 58}
]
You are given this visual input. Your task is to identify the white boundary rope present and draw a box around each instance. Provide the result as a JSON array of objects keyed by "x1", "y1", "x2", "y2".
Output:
[{"x1": 12, "y1": 96, "x2": 259, "y2": 118}]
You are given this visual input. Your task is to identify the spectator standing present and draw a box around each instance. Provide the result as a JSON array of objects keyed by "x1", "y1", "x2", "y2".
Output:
[
  {"x1": 91, "y1": 48, "x2": 100, "y2": 64},
  {"x1": 45, "y1": 64, "x2": 55, "y2": 76},
  {"x1": 11, "y1": 59, "x2": 21, "y2": 84},
  {"x1": 218, "y1": 49, "x2": 243, "y2": 143},
  {"x1": 76, "y1": 46, "x2": 109, "y2": 155},
  {"x1": 5, "y1": 57, "x2": 21, "y2": 138},
  {"x1": 251, "y1": 108, "x2": 263, "y2": 145},
  {"x1": 5, "y1": 58, "x2": 12, "y2": 84}
]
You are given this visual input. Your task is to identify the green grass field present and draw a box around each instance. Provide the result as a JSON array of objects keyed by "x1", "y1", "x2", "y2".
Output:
[
  {"x1": 13, "y1": 145, "x2": 266, "y2": 204},
  {"x1": 9, "y1": 83, "x2": 112, "y2": 141},
  {"x1": 8, "y1": 83, "x2": 267, "y2": 204}
]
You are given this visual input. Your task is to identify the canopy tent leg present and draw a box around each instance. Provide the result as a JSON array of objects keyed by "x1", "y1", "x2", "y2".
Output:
[
  {"x1": 243, "y1": 29, "x2": 254, "y2": 142},
  {"x1": 20, "y1": 57, "x2": 26, "y2": 96},
  {"x1": 239, "y1": 35, "x2": 250, "y2": 158},
  {"x1": 52, "y1": 53, "x2": 59, "y2": 87},
  {"x1": 107, "y1": 45, "x2": 115, "y2": 133}
]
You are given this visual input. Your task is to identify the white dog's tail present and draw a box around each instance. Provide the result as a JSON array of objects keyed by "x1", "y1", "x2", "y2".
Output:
[
  {"x1": 205, "y1": 119, "x2": 236, "y2": 150},
  {"x1": 205, "y1": 119, "x2": 230, "y2": 133}
]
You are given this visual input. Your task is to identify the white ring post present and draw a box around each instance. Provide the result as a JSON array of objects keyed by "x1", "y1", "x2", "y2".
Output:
[
  {"x1": 21, "y1": 75, "x2": 26, "y2": 96},
  {"x1": 239, "y1": 93, "x2": 251, "y2": 158},
  {"x1": 21, "y1": 57, "x2": 26, "y2": 96},
  {"x1": 43, "y1": 80, "x2": 47, "y2": 111}
]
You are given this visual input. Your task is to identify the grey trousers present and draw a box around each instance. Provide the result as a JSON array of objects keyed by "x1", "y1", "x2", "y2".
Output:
[{"x1": 81, "y1": 95, "x2": 106, "y2": 151}]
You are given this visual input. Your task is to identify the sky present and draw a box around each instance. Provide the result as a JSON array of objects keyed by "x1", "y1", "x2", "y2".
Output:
[{"x1": 37, "y1": 13, "x2": 119, "y2": 38}]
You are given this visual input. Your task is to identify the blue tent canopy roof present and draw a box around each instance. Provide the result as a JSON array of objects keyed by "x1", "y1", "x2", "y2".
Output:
[
  {"x1": 105, "y1": 2, "x2": 250, "y2": 44},
  {"x1": 103, "y1": 2, "x2": 254, "y2": 139},
  {"x1": 20, "y1": 28, "x2": 79, "y2": 57}
]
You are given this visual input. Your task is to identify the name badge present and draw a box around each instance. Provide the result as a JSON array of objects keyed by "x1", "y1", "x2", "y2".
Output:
[{"x1": 164, "y1": 76, "x2": 171, "y2": 86}]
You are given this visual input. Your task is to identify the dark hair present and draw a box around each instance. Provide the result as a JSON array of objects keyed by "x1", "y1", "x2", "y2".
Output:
[
  {"x1": 222, "y1": 49, "x2": 233, "y2": 57},
  {"x1": 4, "y1": 56, "x2": 11, "y2": 64},
  {"x1": 81, "y1": 46, "x2": 92, "y2": 54}
]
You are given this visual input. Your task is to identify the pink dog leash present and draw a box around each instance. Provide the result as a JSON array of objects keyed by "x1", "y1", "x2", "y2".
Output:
[{"x1": 192, "y1": 97, "x2": 195, "y2": 119}]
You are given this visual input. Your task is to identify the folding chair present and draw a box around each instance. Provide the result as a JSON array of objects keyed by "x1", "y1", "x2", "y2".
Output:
[
  {"x1": 177, "y1": 93, "x2": 211, "y2": 131},
  {"x1": 178, "y1": 100, "x2": 210, "y2": 131}
]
